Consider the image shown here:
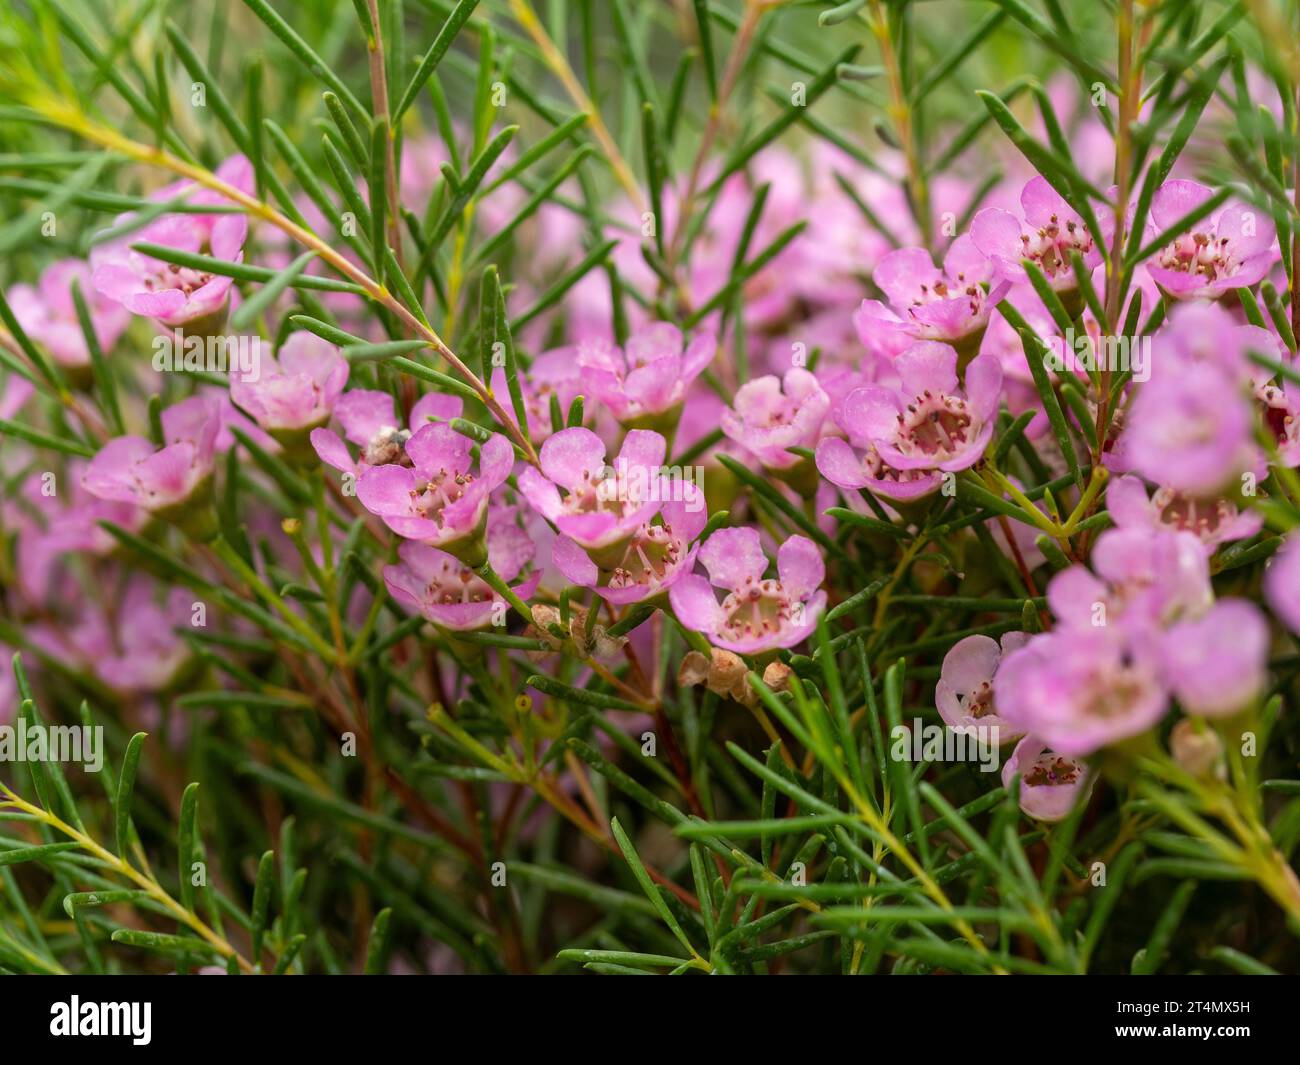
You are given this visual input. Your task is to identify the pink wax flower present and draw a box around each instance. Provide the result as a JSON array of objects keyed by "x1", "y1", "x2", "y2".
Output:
[
  {"x1": 1001, "y1": 736, "x2": 1094, "y2": 823},
  {"x1": 1264, "y1": 533, "x2": 1300, "y2": 635},
  {"x1": 994, "y1": 627, "x2": 1168, "y2": 757},
  {"x1": 970, "y1": 176, "x2": 1104, "y2": 291},
  {"x1": 27, "y1": 579, "x2": 192, "y2": 695},
  {"x1": 720, "y1": 368, "x2": 829, "y2": 472},
  {"x1": 91, "y1": 155, "x2": 254, "y2": 328},
  {"x1": 8, "y1": 259, "x2": 130, "y2": 373},
  {"x1": 1256, "y1": 372, "x2": 1300, "y2": 467},
  {"x1": 668, "y1": 527, "x2": 827, "y2": 655},
  {"x1": 356, "y1": 422, "x2": 513, "y2": 564},
  {"x1": 1157, "y1": 300, "x2": 1265, "y2": 381},
  {"x1": 551, "y1": 479, "x2": 707, "y2": 605},
  {"x1": 563, "y1": 322, "x2": 716, "y2": 430},
  {"x1": 1145, "y1": 179, "x2": 1278, "y2": 300},
  {"x1": 1106, "y1": 473, "x2": 1262, "y2": 554},
  {"x1": 1161, "y1": 599, "x2": 1269, "y2": 717},
  {"x1": 230, "y1": 332, "x2": 348, "y2": 432},
  {"x1": 13, "y1": 460, "x2": 148, "y2": 606},
  {"x1": 83, "y1": 394, "x2": 221, "y2": 536},
  {"x1": 517, "y1": 428, "x2": 668, "y2": 557},
  {"x1": 311, "y1": 391, "x2": 461, "y2": 477},
  {"x1": 1124, "y1": 360, "x2": 1256, "y2": 498},
  {"x1": 1046, "y1": 526, "x2": 1211, "y2": 633},
  {"x1": 817, "y1": 343, "x2": 1001, "y2": 502},
  {"x1": 857, "y1": 235, "x2": 1009, "y2": 359},
  {"x1": 383, "y1": 507, "x2": 540, "y2": 631},
  {"x1": 936, "y1": 632, "x2": 1030, "y2": 742},
  {"x1": 96, "y1": 582, "x2": 194, "y2": 693}
]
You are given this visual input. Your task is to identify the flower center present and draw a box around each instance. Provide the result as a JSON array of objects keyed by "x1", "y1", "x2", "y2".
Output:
[
  {"x1": 1079, "y1": 664, "x2": 1152, "y2": 720},
  {"x1": 959, "y1": 681, "x2": 995, "y2": 719},
  {"x1": 1153, "y1": 487, "x2": 1234, "y2": 540},
  {"x1": 1156, "y1": 231, "x2": 1234, "y2": 281},
  {"x1": 893, "y1": 391, "x2": 972, "y2": 461},
  {"x1": 1019, "y1": 213, "x2": 1093, "y2": 279},
  {"x1": 718, "y1": 575, "x2": 795, "y2": 641},
  {"x1": 424, "y1": 557, "x2": 494, "y2": 605},
  {"x1": 409, "y1": 467, "x2": 474, "y2": 527},
  {"x1": 1023, "y1": 753, "x2": 1082, "y2": 788},
  {"x1": 562, "y1": 467, "x2": 643, "y2": 520},
  {"x1": 606, "y1": 523, "x2": 685, "y2": 590},
  {"x1": 861, "y1": 444, "x2": 933, "y2": 485},
  {"x1": 144, "y1": 262, "x2": 214, "y2": 297},
  {"x1": 910, "y1": 272, "x2": 985, "y2": 317},
  {"x1": 1258, "y1": 384, "x2": 1296, "y2": 449}
]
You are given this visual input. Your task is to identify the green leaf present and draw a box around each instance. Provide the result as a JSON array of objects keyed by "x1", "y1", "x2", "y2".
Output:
[
  {"x1": 114, "y1": 733, "x2": 148, "y2": 860},
  {"x1": 364, "y1": 908, "x2": 393, "y2": 974},
  {"x1": 241, "y1": 0, "x2": 366, "y2": 116},
  {"x1": 399, "y1": 2, "x2": 482, "y2": 121},
  {"x1": 610, "y1": 817, "x2": 697, "y2": 959},
  {"x1": 230, "y1": 250, "x2": 316, "y2": 331},
  {"x1": 251, "y1": 849, "x2": 275, "y2": 960},
  {"x1": 178, "y1": 782, "x2": 200, "y2": 912}
]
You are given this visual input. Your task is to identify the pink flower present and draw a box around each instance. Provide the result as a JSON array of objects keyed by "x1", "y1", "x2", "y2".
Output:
[
  {"x1": 96, "y1": 582, "x2": 194, "y2": 693},
  {"x1": 565, "y1": 323, "x2": 716, "y2": 429},
  {"x1": 551, "y1": 480, "x2": 707, "y2": 605},
  {"x1": 971, "y1": 177, "x2": 1103, "y2": 291},
  {"x1": 668, "y1": 528, "x2": 826, "y2": 655},
  {"x1": 8, "y1": 259, "x2": 130, "y2": 371},
  {"x1": 28, "y1": 579, "x2": 192, "y2": 694},
  {"x1": 1256, "y1": 372, "x2": 1300, "y2": 467},
  {"x1": 936, "y1": 632, "x2": 1030, "y2": 742},
  {"x1": 857, "y1": 235, "x2": 1009, "y2": 358},
  {"x1": 1106, "y1": 473, "x2": 1262, "y2": 554},
  {"x1": 720, "y1": 368, "x2": 829, "y2": 472},
  {"x1": 1124, "y1": 361, "x2": 1256, "y2": 498},
  {"x1": 1161, "y1": 600, "x2": 1269, "y2": 717},
  {"x1": 994, "y1": 627, "x2": 1168, "y2": 756},
  {"x1": 311, "y1": 391, "x2": 461, "y2": 476},
  {"x1": 91, "y1": 155, "x2": 253, "y2": 327},
  {"x1": 230, "y1": 332, "x2": 347, "y2": 431},
  {"x1": 816, "y1": 343, "x2": 1001, "y2": 502},
  {"x1": 1047, "y1": 526, "x2": 1211, "y2": 633},
  {"x1": 517, "y1": 428, "x2": 668, "y2": 556},
  {"x1": 1001, "y1": 735, "x2": 1094, "y2": 823},
  {"x1": 356, "y1": 423, "x2": 513, "y2": 563},
  {"x1": 83, "y1": 394, "x2": 221, "y2": 532},
  {"x1": 1145, "y1": 180, "x2": 1277, "y2": 300},
  {"x1": 1265, "y1": 533, "x2": 1300, "y2": 635},
  {"x1": 383, "y1": 508, "x2": 540, "y2": 631},
  {"x1": 13, "y1": 459, "x2": 147, "y2": 605}
]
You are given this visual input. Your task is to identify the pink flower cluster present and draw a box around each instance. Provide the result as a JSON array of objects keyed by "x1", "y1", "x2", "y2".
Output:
[{"x1": 9, "y1": 127, "x2": 1300, "y2": 832}]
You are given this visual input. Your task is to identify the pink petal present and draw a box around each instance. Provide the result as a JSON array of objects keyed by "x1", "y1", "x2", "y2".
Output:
[
  {"x1": 699, "y1": 526, "x2": 768, "y2": 589},
  {"x1": 776, "y1": 535, "x2": 824, "y2": 598},
  {"x1": 539, "y1": 427, "x2": 608, "y2": 490}
]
